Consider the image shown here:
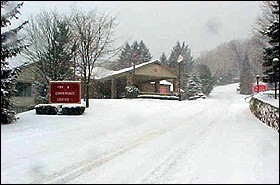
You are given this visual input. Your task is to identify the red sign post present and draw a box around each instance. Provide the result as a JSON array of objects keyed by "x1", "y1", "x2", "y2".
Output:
[{"x1": 49, "y1": 81, "x2": 81, "y2": 104}]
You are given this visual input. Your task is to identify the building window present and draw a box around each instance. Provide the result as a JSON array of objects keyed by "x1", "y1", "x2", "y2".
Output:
[{"x1": 15, "y1": 82, "x2": 32, "y2": 97}]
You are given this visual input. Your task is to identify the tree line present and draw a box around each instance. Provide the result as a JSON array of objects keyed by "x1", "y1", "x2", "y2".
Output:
[{"x1": 196, "y1": 1, "x2": 279, "y2": 95}]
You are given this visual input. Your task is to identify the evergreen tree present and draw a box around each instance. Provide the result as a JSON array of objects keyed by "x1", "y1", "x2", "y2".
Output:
[
  {"x1": 159, "y1": 52, "x2": 169, "y2": 66},
  {"x1": 38, "y1": 17, "x2": 74, "y2": 81},
  {"x1": 185, "y1": 75, "x2": 202, "y2": 99},
  {"x1": 168, "y1": 41, "x2": 195, "y2": 89},
  {"x1": 168, "y1": 41, "x2": 183, "y2": 67},
  {"x1": 116, "y1": 40, "x2": 152, "y2": 69},
  {"x1": 195, "y1": 63, "x2": 215, "y2": 95},
  {"x1": 131, "y1": 41, "x2": 140, "y2": 64},
  {"x1": 34, "y1": 81, "x2": 48, "y2": 104},
  {"x1": 138, "y1": 40, "x2": 152, "y2": 63},
  {"x1": 261, "y1": 1, "x2": 279, "y2": 84},
  {"x1": 116, "y1": 42, "x2": 133, "y2": 69},
  {"x1": 1, "y1": 1, "x2": 28, "y2": 124}
]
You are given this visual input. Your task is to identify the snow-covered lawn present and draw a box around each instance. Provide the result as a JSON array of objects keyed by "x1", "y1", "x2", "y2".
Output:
[{"x1": 1, "y1": 83, "x2": 279, "y2": 184}]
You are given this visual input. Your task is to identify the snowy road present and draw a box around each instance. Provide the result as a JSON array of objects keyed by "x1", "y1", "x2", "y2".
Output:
[{"x1": 1, "y1": 84, "x2": 279, "y2": 184}]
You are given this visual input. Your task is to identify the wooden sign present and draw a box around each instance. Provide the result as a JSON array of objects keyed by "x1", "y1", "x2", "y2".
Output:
[{"x1": 49, "y1": 81, "x2": 81, "y2": 104}]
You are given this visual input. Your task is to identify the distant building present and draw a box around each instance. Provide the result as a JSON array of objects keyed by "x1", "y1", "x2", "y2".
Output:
[{"x1": 12, "y1": 63, "x2": 37, "y2": 113}]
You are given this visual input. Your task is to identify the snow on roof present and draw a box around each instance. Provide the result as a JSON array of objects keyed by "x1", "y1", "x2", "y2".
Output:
[
  {"x1": 92, "y1": 66, "x2": 115, "y2": 80},
  {"x1": 99, "y1": 59, "x2": 159, "y2": 79},
  {"x1": 6, "y1": 55, "x2": 27, "y2": 69},
  {"x1": 7, "y1": 58, "x2": 160, "y2": 81},
  {"x1": 150, "y1": 80, "x2": 176, "y2": 91},
  {"x1": 148, "y1": 81, "x2": 184, "y2": 92},
  {"x1": 78, "y1": 60, "x2": 160, "y2": 80},
  {"x1": 74, "y1": 66, "x2": 115, "y2": 80},
  {"x1": 161, "y1": 80, "x2": 173, "y2": 86},
  {"x1": 150, "y1": 80, "x2": 173, "y2": 86}
]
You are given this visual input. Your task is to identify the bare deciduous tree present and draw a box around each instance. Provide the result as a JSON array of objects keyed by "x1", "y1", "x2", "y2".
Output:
[{"x1": 71, "y1": 8, "x2": 118, "y2": 107}]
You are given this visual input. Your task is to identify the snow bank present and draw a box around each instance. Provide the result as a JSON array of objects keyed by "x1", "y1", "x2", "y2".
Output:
[{"x1": 254, "y1": 90, "x2": 279, "y2": 108}]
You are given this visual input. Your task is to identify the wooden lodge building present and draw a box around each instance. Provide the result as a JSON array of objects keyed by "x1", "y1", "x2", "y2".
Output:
[{"x1": 92, "y1": 60, "x2": 179, "y2": 98}]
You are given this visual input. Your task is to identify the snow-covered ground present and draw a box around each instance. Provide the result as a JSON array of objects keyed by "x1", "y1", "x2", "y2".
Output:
[
  {"x1": 254, "y1": 90, "x2": 279, "y2": 108},
  {"x1": 1, "y1": 83, "x2": 279, "y2": 184}
]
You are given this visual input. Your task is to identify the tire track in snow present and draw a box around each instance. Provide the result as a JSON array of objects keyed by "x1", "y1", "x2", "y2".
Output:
[
  {"x1": 140, "y1": 99, "x2": 231, "y2": 184},
  {"x1": 140, "y1": 116, "x2": 221, "y2": 183},
  {"x1": 30, "y1": 109, "x2": 207, "y2": 184},
  {"x1": 1, "y1": 117, "x2": 123, "y2": 172}
]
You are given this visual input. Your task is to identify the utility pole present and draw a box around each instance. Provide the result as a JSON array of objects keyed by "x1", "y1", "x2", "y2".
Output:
[
  {"x1": 177, "y1": 54, "x2": 183, "y2": 101},
  {"x1": 256, "y1": 75, "x2": 260, "y2": 93},
  {"x1": 132, "y1": 52, "x2": 137, "y2": 97},
  {"x1": 178, "y1": 62, "x2": 182, "y2": 101},
  {"x1": 273, "y1": 58, "x2": 279, "y2": 99}
]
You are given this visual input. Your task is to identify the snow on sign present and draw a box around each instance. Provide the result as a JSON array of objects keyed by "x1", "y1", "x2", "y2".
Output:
[{"x1": 49, "y1": 81, "x2": 81, "y2": 104}]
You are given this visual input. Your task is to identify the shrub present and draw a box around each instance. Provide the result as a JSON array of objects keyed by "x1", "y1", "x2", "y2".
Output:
[
  {"x1": 60, "y1": 105, "x2": 85, "y2": 115},
  {"x1": 35, "y1": 104, "x2": 58, "y2": 115},
  {"x1": 124, "y1": 85, "x2": 139, "y2": 98},
  {"x1": 35, "y1": 104, "x2": 86, "y2": 115},
  {"x1": 1, "y1": 110, "x2": 16, "y2": 124}
]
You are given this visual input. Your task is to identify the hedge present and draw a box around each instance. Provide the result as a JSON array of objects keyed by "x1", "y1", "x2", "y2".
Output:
[{"x1": 35, "y1": 104, "x2": 85, "y2": 115}]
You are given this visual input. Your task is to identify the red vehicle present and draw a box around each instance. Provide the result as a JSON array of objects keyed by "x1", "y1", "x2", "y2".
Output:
[{"x1": 253, "y1": 83, "x2": 267, "y2": 93}]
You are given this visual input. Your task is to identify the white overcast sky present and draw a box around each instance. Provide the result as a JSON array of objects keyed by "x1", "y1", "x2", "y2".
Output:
[{"x1": 15, "y1": 1, "x2": 262, "y2": 59}]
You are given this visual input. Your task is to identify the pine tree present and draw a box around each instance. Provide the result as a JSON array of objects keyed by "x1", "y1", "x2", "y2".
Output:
[
  {"x1": 34, "y1": 81, "x2": 48, "y2": 104},
  {"x1": 116, "y1": 42, "x2": 133, "y2": 69},
  {"x1": 195, "y1": 63, "x2": 215, "y2": 95},
  {"x1": 116, "y1": 40, "x2": 153, "y2": 69},
  {"x1": 185, "y1": 75, "x2": 202, "y2": 99},
  {"x1": 160, "y1": 52, "x2": 169, "y2": 66},
  {"x1": 261, "y1": 1, "x2": 279, "y2": 84},
  {"x1": 1, "y1": 1, "x2": 28, "y2": 124},
  {"x1": 168, "y1": 41, "x2": 183, "y2": 68},
  {"x1": 168, "y1": 41, "x2": 195, "y2": 89},
  {"x1": 131, "y1": 41, "x2": 140, "y2": 64},
  {"x1": 138, "y1": 40, "x2": 152, "y2": 63},
  {"x1": 39, "y1": 17, "x2": 74, "y2": 81}
]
